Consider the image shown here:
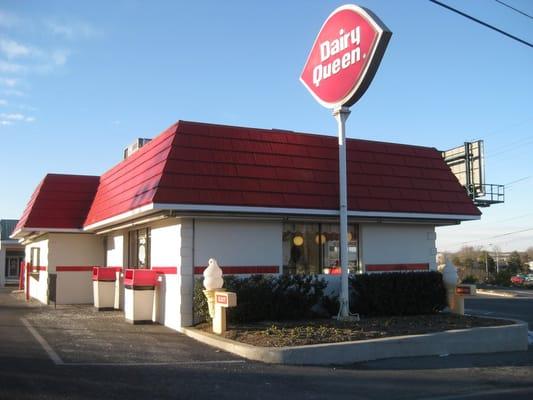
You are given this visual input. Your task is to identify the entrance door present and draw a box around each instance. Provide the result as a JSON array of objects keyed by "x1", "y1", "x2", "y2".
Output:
[{"x1": 6, "y1": 256, "x2": 23, "y2": 279}]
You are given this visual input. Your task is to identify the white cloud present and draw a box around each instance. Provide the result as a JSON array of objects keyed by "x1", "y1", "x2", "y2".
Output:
[
  {"x1": 3, "y1": 88, "x2": 25, "y2": 97},
  {"x1": 1, "y1": 112, "x2": 25, "y2": 121},
  {"x1": 51, "y1": 49, "x2": 69, "y2": 66},
  {"x1": 0, "y1": 77, "x2": 18, "y2": 87},
  {"x1": 46, "y1": 19, "x2": 101, "y2": 40},
  {"x1": 0, "y1": 38, "x2": 31, "y2": 59},
  {"x1": 17, "y1": 103, "x2": 36, "y2": 111},
  {"x1": 0, "y1": 99, "x2": 7, "y2": 106},
  {"x1": 0, "y1": 60, "x2": 26, "y2": 73},
  {"x1": 0, "y1": 111, "x2": 35, "y2": 127}
]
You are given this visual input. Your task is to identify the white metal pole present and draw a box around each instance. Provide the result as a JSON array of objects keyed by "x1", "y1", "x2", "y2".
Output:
[{"x1": 333, "y1": 106, "x2": 351, "y2": 318}]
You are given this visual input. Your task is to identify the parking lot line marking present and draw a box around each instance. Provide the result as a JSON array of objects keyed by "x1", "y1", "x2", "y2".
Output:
[
  {"x1": 62, "y1": 360, "x2": 246, "y2": 366},
  {"x1": 21, "y1": 318, "x2": 64, "y2": 365}
]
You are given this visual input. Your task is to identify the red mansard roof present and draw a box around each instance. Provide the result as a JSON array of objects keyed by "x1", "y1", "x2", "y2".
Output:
[
  {"x1": 16, "y1": 120, "x2": 480, "y2": 235},
  {"x1": 14, "y1": 174, "x2": 99, "y2": 235},
  {"x1": 84, "y1": 120, "x2": 479, "y2": 227}
]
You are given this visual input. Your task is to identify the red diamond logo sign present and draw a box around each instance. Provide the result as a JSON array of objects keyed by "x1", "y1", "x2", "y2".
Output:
[{"x1": 300, "y1": 4, "x2": 391, "y2": 109}]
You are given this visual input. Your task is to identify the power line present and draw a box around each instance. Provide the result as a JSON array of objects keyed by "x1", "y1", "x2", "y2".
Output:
[
  {"x1": 429, "y1": 0, "x2": 533, "y2": 48},
  {"x1": 495, "y1": 0, "x2": 533, "y2": 20},
  {"x1": 452, "y1": 226, "x2": 533, "y2": 246},
  {"x1": 505, "y1": 176, "x2": 532, "y2": 187}
]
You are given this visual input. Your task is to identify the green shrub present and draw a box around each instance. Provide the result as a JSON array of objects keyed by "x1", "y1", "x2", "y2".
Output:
[
  {"x1": 193, "y1": 274, "x2": 329, "y2": 324},
  {"x1": 193, "y1": 278, "x2": 211, "y2": 324},
  {"x1": 349, "y1": 272, "x2": 447, "y2": 316},
  {"x1": 461, "y1": 275, "x2": 478, "y2": 284},
  {"x1": 489, "y1": 270, "x2": 513, "y2": 287},
  {"x1": 225, "y1": 274, "x2": 328, "y2": 323}
]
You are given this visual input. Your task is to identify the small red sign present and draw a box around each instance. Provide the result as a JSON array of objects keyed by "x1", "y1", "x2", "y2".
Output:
[
  {"x1": 300, "y1": 4, "x2": 391, "y2": 109},
  {"x1": 216, "y1": 295, "x2": 228, "y2": 305}
]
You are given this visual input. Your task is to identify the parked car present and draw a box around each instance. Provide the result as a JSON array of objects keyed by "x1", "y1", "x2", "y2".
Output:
[
  {"x1": 511, "y1": 274, "x2": 527, "y2": 285},
  {"x1": 524, "y1": 274, "x2": 533, "y2": 287}
]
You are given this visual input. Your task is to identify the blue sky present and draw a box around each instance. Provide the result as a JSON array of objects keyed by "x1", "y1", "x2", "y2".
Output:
[{"x1": 0, "y1": 0, "x2": 531, "y2": 252}]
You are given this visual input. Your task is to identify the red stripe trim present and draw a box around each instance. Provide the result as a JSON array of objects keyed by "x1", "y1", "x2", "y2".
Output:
[
  {"x1": 151, "y1": 267, "x2": 178, "y2": 275},
  {"x1": 365, "y1": 263, "x2": 429, "y2": 272},
  {"x1": 194, "y1": 265, "x2": 279, "y2": 275},
  {"x1": 56, "y1": 266, "x2": 94, "y2": 272},
  {"x1": 37, "y1": 266, "x2": 46, "y2": 271}
]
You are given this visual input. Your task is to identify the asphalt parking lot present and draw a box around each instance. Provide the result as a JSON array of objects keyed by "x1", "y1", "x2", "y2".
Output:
[
  {"x1": 2, "y1": 287, "x2": 532, "y2": 400},
  {"x1": 10, "y1": 290, "x2": 243, "y2": 366}
]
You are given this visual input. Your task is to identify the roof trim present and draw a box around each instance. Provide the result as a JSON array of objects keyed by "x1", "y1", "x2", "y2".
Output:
[
  {"x1": 153, "y1": 203, "x2": 480, "y2": 221},
  {"x1": 83, "y1": 203, "x2": 156, "y2": 231},
  {"x1": 11, "y1": 227, "x2": 85, "y2": 239}
]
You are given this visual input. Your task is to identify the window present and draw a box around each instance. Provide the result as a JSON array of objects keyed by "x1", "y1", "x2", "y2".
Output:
[
  {"x1": 128, "y1": 228, "x2": 150, "y2": 269},
  {"x1": 283, "y1": 223, "x2": 359, "y2": 275},
  {"x1": 30, "y1": 247, "x2": 40, "y2": 272}
]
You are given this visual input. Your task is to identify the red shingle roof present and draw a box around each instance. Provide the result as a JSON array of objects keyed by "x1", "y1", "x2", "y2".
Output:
[
  {"x1": 14, "y1": 174, "x2": 99, "y2": 234},
  {"x1": 85, "y1": 120, "x2": 479, "y2": 227},
  {"x1": 17, "y1": 120, "x2": 480, "y2": 235},
  {"x1": 84, "y1": 125, "x2": 175, "y2": 226}
]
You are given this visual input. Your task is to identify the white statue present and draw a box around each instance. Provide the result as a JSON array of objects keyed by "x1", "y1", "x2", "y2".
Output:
[{"x1": 203, "y1": 258, "x2": 224, "y2": 291}]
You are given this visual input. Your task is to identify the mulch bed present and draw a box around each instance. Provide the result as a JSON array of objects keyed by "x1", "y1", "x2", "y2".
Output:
[{"x1": 196, "y1": 314, "x2": 513, "y2": 347}]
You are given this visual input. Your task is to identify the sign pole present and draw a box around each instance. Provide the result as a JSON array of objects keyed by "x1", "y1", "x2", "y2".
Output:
[
  {"x1": 333, "y1": 106, "x2": 351, "y2": 318},
  {"x1": 300, "y1": 4, "x2": 391, "y2": 320}
]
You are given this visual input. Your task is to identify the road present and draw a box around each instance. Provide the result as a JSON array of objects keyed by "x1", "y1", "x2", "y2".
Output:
[{"x1": 0, "y1": 287, "x2": 531, "y2": 400}]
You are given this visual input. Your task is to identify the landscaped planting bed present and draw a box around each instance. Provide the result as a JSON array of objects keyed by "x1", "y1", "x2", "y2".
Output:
[{"x1": 196, "y1": 314, "x2": 513, "y2": 347}]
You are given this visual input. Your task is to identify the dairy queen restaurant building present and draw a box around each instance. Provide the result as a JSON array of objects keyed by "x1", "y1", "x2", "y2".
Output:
[{"x1": 11, "y1": 120, "x2": 480, "y2": 331}]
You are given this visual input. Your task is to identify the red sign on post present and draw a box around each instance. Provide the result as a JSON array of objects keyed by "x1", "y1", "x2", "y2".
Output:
[{"x1": 300, "y1": 4, "x2": 391, "y2": 109}]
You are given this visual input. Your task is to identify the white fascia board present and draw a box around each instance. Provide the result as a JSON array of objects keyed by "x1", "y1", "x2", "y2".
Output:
[
  {"x1": 10, "y1": 227, "x2": 83, "y2": 239},
  {"x1": 153, "y1": 203, "x2": 480, "y2": 222},
  {"x1": 347, "y1": 210, "x2": 480, "y2": 221},
  {"x1": 83, "y1": 203, "x2": 156, "y2": 232}
]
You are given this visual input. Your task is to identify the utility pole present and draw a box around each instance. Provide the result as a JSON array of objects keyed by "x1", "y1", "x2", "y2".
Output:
[{"x1": 485, "y1": 250, "x2": 489, "y2": 281}]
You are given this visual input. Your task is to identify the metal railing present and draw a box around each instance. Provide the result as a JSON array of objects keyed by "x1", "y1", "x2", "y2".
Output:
[{"x1": 469, "y1": 183, "x2": 505, "y2": 207}]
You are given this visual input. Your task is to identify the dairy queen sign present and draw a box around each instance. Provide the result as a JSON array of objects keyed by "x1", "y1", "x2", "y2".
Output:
[
  {"x1": 300, "y1": 4, "x2": 391, "y2": 108},
  {"x1": 300, "y1": 4, "x2": 391, "y2": 319}
]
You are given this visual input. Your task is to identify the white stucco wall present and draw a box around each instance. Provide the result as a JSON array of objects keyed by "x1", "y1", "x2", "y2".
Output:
[
  {"x1": 360, "y1": 223, "x2": 437, "y2": 271},
  {"x1": 106, "y1": 232, "x2": 125, "y2": 267},
  {"x1": 52, "y1": 233, "x2": 104, "y2": 304},
  {"x1": 49, "y1": 233, "x2": 104, "y2": 269},
  {"x1": 193, "y1": 220, "x2": 282, "y2": 268},
  {"x1": 151, "y1": 219, "x2": 181, "y2": 267},
  {"x1": 149, "y1": 218, "x2": 182, "y2": 329},
  {"x1": 46, "y1": 233, "x2": 105, "y2": 305},
  {"x1": 24, "y1": 236, "x2": 49, "y2": 303}
]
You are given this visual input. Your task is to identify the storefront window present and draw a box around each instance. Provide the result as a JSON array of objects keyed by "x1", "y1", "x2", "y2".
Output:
[
  {"x1": 128, "y1": 228, "x2": 151, "y2": 269},
  {"x1": 283, "y1": 223, "x2": 359, "y2": 275}
]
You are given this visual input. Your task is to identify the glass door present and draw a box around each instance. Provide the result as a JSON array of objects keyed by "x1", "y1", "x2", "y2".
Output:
[{"x1": 6, "y1": 256, "x2": 23, "y2": 279}]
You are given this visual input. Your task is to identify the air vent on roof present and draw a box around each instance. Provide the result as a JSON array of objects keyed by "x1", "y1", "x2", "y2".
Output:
[{"x1": 123, "y1": 138, "x2": 151, "y2": 160}]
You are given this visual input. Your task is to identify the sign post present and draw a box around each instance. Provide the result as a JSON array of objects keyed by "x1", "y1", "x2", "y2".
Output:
[
  {"x1": 300, "y1": 4, "x2": 391, "y2": 319},
  {"x1": 333, "y1": 106, "x2": 351, "y2": 317}
]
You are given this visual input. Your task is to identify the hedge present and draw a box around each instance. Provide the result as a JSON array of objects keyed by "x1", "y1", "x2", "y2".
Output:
[
  {"x1": 193, "y1": 271, "x2": 448, "y2": 324},
  {"x1": 349, "y1": 271, "x2": 447, "y2": 316}
]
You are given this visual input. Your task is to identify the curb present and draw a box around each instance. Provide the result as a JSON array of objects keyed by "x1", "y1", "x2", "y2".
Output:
[
  {"x1": 180, "y1": 318, "x2": 529, "y2": 365},
  {"x1": 476, "y1": 289, "x2": 516, "y2": 298}
]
